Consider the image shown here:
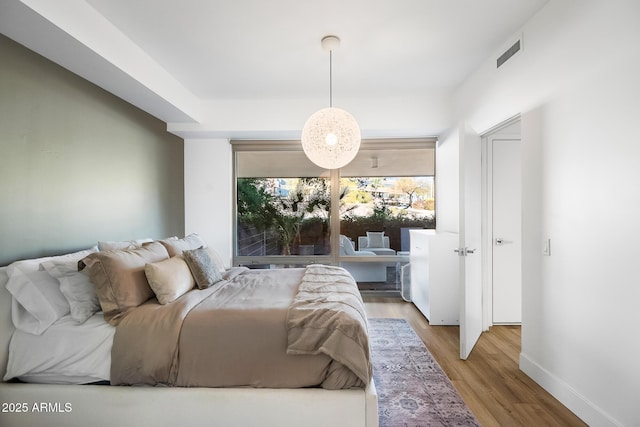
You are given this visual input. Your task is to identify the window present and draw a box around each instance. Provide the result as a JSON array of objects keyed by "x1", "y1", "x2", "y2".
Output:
[
  {"x1": 233, "y1": 138, "x2": 436, "y2": 293},
  {"x1": 234, "y1": 143, "x2": 332, "y2": 268}
]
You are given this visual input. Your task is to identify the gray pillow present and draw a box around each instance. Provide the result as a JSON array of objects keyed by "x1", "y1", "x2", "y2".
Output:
[{"x1": 183, "y1": 247, "x2": 224, "y2": 289}]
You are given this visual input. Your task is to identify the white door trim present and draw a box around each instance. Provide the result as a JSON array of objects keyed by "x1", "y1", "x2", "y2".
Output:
[
  {"x1": 481, "y1": 137, "x2": 492, "y2": 331},
  {"x1": 480, "y1": 115, "x2": 521, "y2": 330}
]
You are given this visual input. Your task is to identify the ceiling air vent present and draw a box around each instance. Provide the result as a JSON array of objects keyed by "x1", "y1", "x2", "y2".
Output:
[{"x1": 497, "y1": 39, "x2": 521, "y2": 68}]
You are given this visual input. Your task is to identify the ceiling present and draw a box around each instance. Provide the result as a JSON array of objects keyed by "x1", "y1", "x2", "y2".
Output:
[{"x1": 0, "y1": 0, "x2": 549, "y2": 139}]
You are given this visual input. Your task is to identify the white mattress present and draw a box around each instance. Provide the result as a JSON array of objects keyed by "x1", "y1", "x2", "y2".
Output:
[{"x1": 4, "y1": 312, "x2": 114, "y2": 384}]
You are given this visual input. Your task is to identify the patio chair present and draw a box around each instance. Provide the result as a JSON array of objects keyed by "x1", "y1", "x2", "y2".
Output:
[
  {"x1": 357, "y1": 232, "x2": 396, "y2": 255},
  {"x1": 339, "y1": 235, "x2": 387, "y2": 282}
]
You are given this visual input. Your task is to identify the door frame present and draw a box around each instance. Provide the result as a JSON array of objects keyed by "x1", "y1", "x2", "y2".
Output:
[{"x1": 480, "y1": 115, "x2": 521, "y2": 330}]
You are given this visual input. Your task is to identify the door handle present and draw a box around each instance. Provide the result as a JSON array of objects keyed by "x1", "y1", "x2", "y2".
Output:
[
  {"x1": 454, "y1": 247, "x2": 476, "y2": 256},
  {"x1": 495, "y1": 238, "x2": 511, "y2": 246}
]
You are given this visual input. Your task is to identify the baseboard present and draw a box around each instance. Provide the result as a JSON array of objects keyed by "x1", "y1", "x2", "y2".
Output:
[{"x1": 519, "y1": 352, "x2": 622, "y2": 427}]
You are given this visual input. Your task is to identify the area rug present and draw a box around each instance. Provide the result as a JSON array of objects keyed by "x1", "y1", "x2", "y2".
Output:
[{"x1": 369, "y1": 318, "x2": 480, "y2": 427}]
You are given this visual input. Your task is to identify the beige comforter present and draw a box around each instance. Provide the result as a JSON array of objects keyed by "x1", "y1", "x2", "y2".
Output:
[{"x1": 111, "y1": 265, "x2": 371, "y2": 389}]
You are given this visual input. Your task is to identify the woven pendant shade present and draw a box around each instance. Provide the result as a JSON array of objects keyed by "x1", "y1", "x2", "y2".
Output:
[
  {"x1": 301, "y1": 35, "x2": 361, "y2": 170},
  {"x1": 301, "y1": 107, "x2": 361, "y2": 170}
]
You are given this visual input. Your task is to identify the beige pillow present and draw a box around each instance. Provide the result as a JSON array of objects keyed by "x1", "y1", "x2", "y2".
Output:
[
  {"x1": 81, "y1": 241, "x2": 169, "y2": 325},
  {"x1": 145, "y1": 255, "x2": 195, "y2": 305},
  {"x1": 159, "y1": 233, "x2": 206, "y2": 257}
]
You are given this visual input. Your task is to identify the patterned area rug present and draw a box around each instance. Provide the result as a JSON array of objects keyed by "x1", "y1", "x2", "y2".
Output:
[{"x1": 369, "y1": 318, "x2": 480, "y2": 427}]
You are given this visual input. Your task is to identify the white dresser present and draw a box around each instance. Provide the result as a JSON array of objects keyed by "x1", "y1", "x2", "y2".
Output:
[{"x1": 409, "y1": 230, "x2": 460, "y2": 325}]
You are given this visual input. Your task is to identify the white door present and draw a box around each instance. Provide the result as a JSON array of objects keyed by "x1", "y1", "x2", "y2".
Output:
[
  {"x1": 491, "y1": 139, "x2": 522, "y2": 323},
  {"x1": 459, "y1": 125, "x2": 483, "y2": 359}
]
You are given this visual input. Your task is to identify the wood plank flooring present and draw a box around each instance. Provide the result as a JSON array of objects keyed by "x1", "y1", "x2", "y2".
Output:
[{"x1": 363, "y1": 296, "x2": 587, "y2": 427}]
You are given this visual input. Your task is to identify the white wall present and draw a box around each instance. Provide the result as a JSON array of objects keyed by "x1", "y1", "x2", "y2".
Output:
[
  {"x1": 184, "y1": 139, "x2": 233, "y2": 268},
  {"x1": 454, "y1": 1, "x2": 640, "y2": 425},
  {"x1": 434, "y1": 128, "x2": 459, "y2": 233},
  {"x1": 525, "y1": 61, "x2": 640, "y2": 426},
  {"x1": 519, "y1": 108, "x2": 543, "y2": 374}
]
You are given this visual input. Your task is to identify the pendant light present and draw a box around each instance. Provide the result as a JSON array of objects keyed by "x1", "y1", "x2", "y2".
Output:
[{"x1": 301, "y1": 35, "x2": 361, "y2": 170}]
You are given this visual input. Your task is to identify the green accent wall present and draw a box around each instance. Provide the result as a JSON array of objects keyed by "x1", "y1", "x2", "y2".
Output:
[{"x1": 0, "y1": 35, "x2": 185, "y2": 266}]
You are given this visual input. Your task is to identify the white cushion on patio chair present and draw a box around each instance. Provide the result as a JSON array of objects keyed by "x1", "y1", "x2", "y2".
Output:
[
  {"x1": 358, "y1": 234, "x2": 395, "y2": 255},
  {"x1": 340, "y1": 235, "x2": 375, "y2": 256}
]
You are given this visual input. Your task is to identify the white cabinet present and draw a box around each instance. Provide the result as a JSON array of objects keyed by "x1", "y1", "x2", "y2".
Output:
[{"x1": 409, "y1": 230, "x2": 459, "y2": 325}]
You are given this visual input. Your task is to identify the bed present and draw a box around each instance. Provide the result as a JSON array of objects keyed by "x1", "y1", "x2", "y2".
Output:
[{"x1": 0, "y1": 236, "x2": 378, "y2": 427}]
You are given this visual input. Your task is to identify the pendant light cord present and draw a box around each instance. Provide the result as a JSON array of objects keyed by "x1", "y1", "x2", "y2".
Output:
[{"x1": 329, "y1": 50, "x2": 333, "y2": 108}]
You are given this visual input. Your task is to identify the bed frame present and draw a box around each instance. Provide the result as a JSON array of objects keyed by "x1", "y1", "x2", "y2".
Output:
[{"x1": 0, "y1": 266, "x2": 378, "y2": 427}]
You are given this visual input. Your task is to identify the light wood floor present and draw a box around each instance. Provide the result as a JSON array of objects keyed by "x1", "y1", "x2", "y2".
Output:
[{"x1": 363, "y1": 296, "x2": 587, "y2": 427}]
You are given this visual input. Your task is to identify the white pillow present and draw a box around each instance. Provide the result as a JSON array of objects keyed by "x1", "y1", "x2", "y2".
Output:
[
  {"x1": 5, "y1": 247, "x2": 98, "y2": 334},
  {"x1": 98, "y1": 238, "x2": 152, "y2": 251},
  {"x1": 41, "y1": 256, "x2": 101, "y2": 324},
  {"x1": 4, "y1": 313, "x2": 115, "y2": 384},
  {"x1": 144, "y1": 255, "x2": 195, "y2": 304},
  {"x1": 6, "y1": 268, "x2": 70, "y2": 335}
]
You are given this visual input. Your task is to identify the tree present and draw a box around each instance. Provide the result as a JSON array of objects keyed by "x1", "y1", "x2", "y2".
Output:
[
  {"x1": 394, "y1": 177, "x2": 428, "y2": 207},
  {"x1": 236, "y1": 178, "x2": 278, "y2": 231},
  {"x1": 271, "y1": 178, "x2": 330, "y2": 255}
]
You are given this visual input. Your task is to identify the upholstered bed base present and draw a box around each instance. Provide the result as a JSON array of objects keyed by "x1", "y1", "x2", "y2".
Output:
[
  {"x1": 0, "y1": 382, "x2": 378, "y2": 427},
  {"x1": 0, "y1": 267, "x2": 378, "y2": 427}
]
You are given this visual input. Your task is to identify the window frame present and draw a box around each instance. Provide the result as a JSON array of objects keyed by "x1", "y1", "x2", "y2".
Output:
[{"x1": 231, "y1": 138, "x2": 436, "y2": 268}]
